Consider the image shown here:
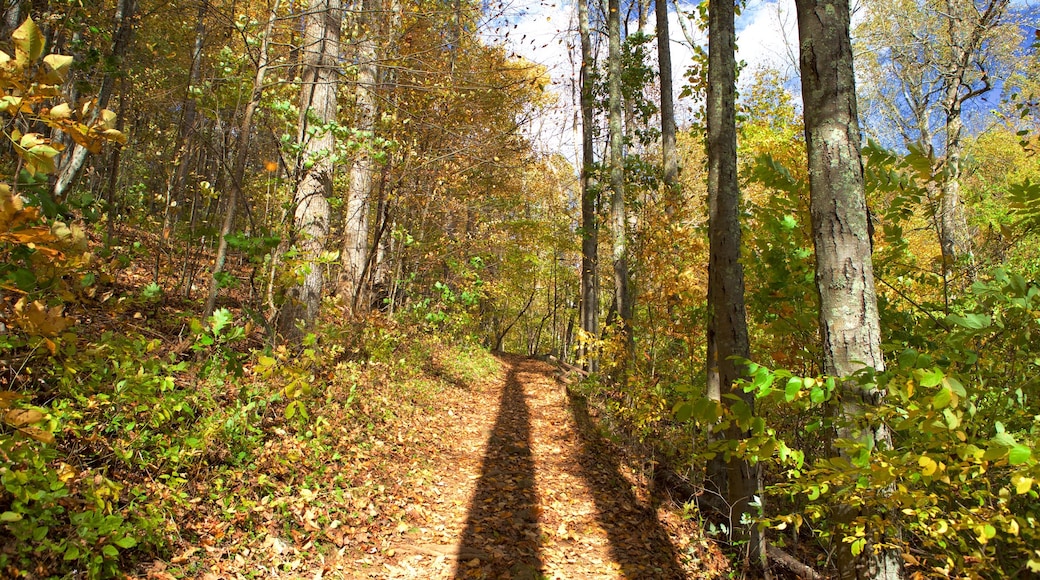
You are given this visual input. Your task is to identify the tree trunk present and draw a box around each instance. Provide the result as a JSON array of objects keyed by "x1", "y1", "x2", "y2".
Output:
[
  {"x1": 608, "y1": 0, "x2": 632, "y2": 369},
  {"x1": 578, "y1": 0, "x2": 599, "y2": 373},
  {"x1": 104, "y1": 77, "x2": 128, "y2": 249},
  {"x1": 933, "y1": 0, "x2": 1009, "y2": 286},
  {"x1": 795, "y1": 0, "x2": 903, "y2": 578},
  {"x1": 705, "y1": 0, "x2": 759, "y2": 564},
  {"x1": 2, "y1": 0, "x2": 20, "y2": 39},
  {"x1": 278, "y1": 0, "x2": 340, "y2": 338},
  {"x1": 52, "y1": 0, "x2": 136, "y2": 200},
  {"x1": 338, "y1": 0, "x2": 379, "y2": 315},
  {"x1": 939, "y1": 98, "x2": 973, "y2": 283},
  {"x1": 204, "y1": 0, "x2": 281, "y2": 318},
  {"x1": 655, "y1": 0, "x2": 679, "y2": 214}
]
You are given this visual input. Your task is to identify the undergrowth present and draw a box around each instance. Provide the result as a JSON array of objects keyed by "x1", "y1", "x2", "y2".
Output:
[{"x1": 1, "y1": 298, "x2": 502, "y2": 578}]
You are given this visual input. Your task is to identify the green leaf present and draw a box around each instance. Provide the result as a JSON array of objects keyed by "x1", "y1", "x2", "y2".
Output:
[
  {"x1": 931, "y1": 387, "x2": 952, "y2": 410},
  {"x1": 10, "y1": 268, "x2": 36, "y2": 291},
  {"x1": 693, "y1": 397, "x2": 719, "y2": 424},
  {"x1": 674, "y1": 402, "x2": 692, "y2": 422},
  {"x1": 784, "y1": 378, "x2": 800, "y2": 402},
  {"x1": 102, "y1": 544, "x2": 118, "y2": 558},
  {"x1": 1009, "y1": 445, "x2": 1032, "y2": 466},
  {"x1": 810, "y1": 385, "x2": 825, "y2": 404},
  {"x1": 730, "y1": 399, "x2": 752, "y2": 427},
  {"x1": 1, "y1": 511, "x2": 22, "y2": 522},
  {"x1": 64, "y1": 544, "x2": 80, "y2": 560},
  {"x1": 944, "y1": 376, "x2": 967, "y2": 398},
  {"x1": 945, "y1": 313, "x2": 990, "y2": 330},
  {"x1": 114, "y1": 536, "x2": 137, "y2": 549},
  {"x1": 983, "y1": 445, "x2": 1008, "y2": 461},
  {"x1": 141, "y1": 282, "x2": 163, "y2": 300},
  {"x1": 916, "y1": 367, "x2": 943, "y2": 388},
  {"x1": 993, "y1": 431, "x2": 1017, "y2": 448},
  {"x1": 210, "y1": 308, "x2": 232, "y2": 334}
]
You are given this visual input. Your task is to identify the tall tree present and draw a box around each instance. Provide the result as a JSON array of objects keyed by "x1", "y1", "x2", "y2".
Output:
[
  {"x1": 52, "y1": 0, "x2": 136, "y2": 200},
  {"x1": 338, "y1": 0, "x2": 380, "y2": 314},
  {"x1": 856, "y1": 0, "x2": 1016, "y2": 286},
  {"x1": 796, "y1": 0, "x2": 903, "y2": 578},
  {"x1": 654, "y1": 0, "x2": 678, "y2": 212},
  {"x1": 159, "y1": 1, "x2": 206, "y2": 241},
  {"x1": 578, "y1": 0, "x2": 599, "y2": 372},
  {"x1": 279, "y1": 0, "x2": 341, "y2": 337},
  {"x1": 608, "y1": 0, "x2": 632, "y2": 365},
  {"x1": 705, "y1": 0, "x2": 757, "y2": 561}
]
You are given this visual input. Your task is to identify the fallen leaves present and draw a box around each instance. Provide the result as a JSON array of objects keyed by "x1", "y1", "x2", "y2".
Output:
[{"x1": 142, "y1": 354, "x2": 726, "y2": 579}]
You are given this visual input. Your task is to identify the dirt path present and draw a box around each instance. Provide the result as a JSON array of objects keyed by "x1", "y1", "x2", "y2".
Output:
[{"x1": 370, "y1": 355, "x2": 722, "y2": 579}]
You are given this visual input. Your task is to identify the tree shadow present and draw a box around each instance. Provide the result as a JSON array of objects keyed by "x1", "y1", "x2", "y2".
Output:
[
  {"x1": 567, "y1": 390, "x2": 687, "y2": 579},
  {"x1": 455, "y1": 360, "x2": 543, "y2": 579}
]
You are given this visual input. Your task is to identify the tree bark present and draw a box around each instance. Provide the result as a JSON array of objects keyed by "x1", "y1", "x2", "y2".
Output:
[
  {"x1": 655, "y1": 0, "x2": 679, "y2": 213},
  {"x1": 52, "y1": 0, "x2": 136, "y2": 200},
  {"x1": 104, "y1": 77, "x2": 128, "y2": 249},
  {"x1": 608, "y1": 0, "x2": 632, "y2": 369},
  {"x1": 1, "y1": 0, "x2": 20, "y2": 39},
  {"x1": 938, "y1": 95, "x2": 972, "y2": 282},
  {"x1": 279, "y1": 0, "x2": 340, "y2": 338},
  {"x1": 338, "y1": 0, "x2": 380, "y2": 315},
  {"x1": 578, "y1": 0, "x2": 599, "y2": 373},
  {"x1": 795, "y1": 0, "x2": 903, "y2": 578},
  {"x1": 705, "y1": 0, "x2": 759, "y2": 564}
]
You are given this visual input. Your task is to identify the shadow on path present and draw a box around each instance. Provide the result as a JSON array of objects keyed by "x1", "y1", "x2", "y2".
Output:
[
  {"x1": 567, "y1": 389, "x2": 687, "y2": 579},
  {"x1": 454, "y1": 360, "x2": 543, "y2": 579}
]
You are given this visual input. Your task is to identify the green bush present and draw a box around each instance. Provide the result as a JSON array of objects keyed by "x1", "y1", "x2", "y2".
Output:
[{"x1": 686, "y1": 269, "x2": 1040, "y2": 578}]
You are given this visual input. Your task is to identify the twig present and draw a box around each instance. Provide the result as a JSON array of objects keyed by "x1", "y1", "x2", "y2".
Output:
[{"x1": 766, "y1": 544, "x2": 826, "y2": 580}]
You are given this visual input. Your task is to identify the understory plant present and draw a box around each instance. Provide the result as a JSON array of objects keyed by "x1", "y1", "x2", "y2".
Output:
[{"x1": 679, "y1": 267, "x2": 1040, "y2": 578}]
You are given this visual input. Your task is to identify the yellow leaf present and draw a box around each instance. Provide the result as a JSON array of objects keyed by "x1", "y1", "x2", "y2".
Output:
[
  {"x1": 12, "y1": 297, "x2": 73, "y2": 337},
  {"x1": 97, "y1": 109, "x2": 118, "y2": 131},
  {"x1": 19, "y1": 132, "x2": 44, "y2": 149},
  {"x1": 918, "y1": 455, "x2": 938, "y2": 477},
  {"x1": 101, "y1": 128, "x2": 127, "y2": 144},
  {"x1": 57, "y1": 462, "x2": 76, "y2": 483},
  {"x1": 1012, "y1": 474, "x2": 1034, "y2": 495},
  {"x1": 41, "y1": 53, "x2": 74, "y2": 82},
  {"x1": 48, "y1": 102, "x2": 72, "y2": 120},
  {"x1": 11, "y1": 17, "x2": 44, "y2": 66}
]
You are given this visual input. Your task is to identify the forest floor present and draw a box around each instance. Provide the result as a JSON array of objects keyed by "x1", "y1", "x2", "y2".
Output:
[
  {"x1": 142, "y1": 353, "x2": 729, "y2": 579},
  {"x1": 366, "y1": 355, "x2": 724, "y2": 579}
]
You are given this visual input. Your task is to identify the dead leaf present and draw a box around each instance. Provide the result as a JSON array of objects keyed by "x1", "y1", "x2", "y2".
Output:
[{"x1": 4, "y1": 408, "x2": 43, "y2": 426}]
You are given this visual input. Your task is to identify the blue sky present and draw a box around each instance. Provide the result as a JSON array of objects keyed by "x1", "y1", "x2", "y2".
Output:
[
  {"x1": 485, "y1": 0, "x2": 1039, "y2": 156},
  {"x1": 484, "y1": 0, "x2": 802, "y2": 154}
]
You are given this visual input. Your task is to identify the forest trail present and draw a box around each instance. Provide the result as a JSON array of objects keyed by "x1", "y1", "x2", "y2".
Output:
[{"x1": 366, "y1": 355, "x2": 720, "y2": 579}]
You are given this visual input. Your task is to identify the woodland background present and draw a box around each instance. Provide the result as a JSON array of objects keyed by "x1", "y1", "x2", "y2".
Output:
[{"x1": 0, "y1": 0, "x2": 1039, "y2": 577}]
